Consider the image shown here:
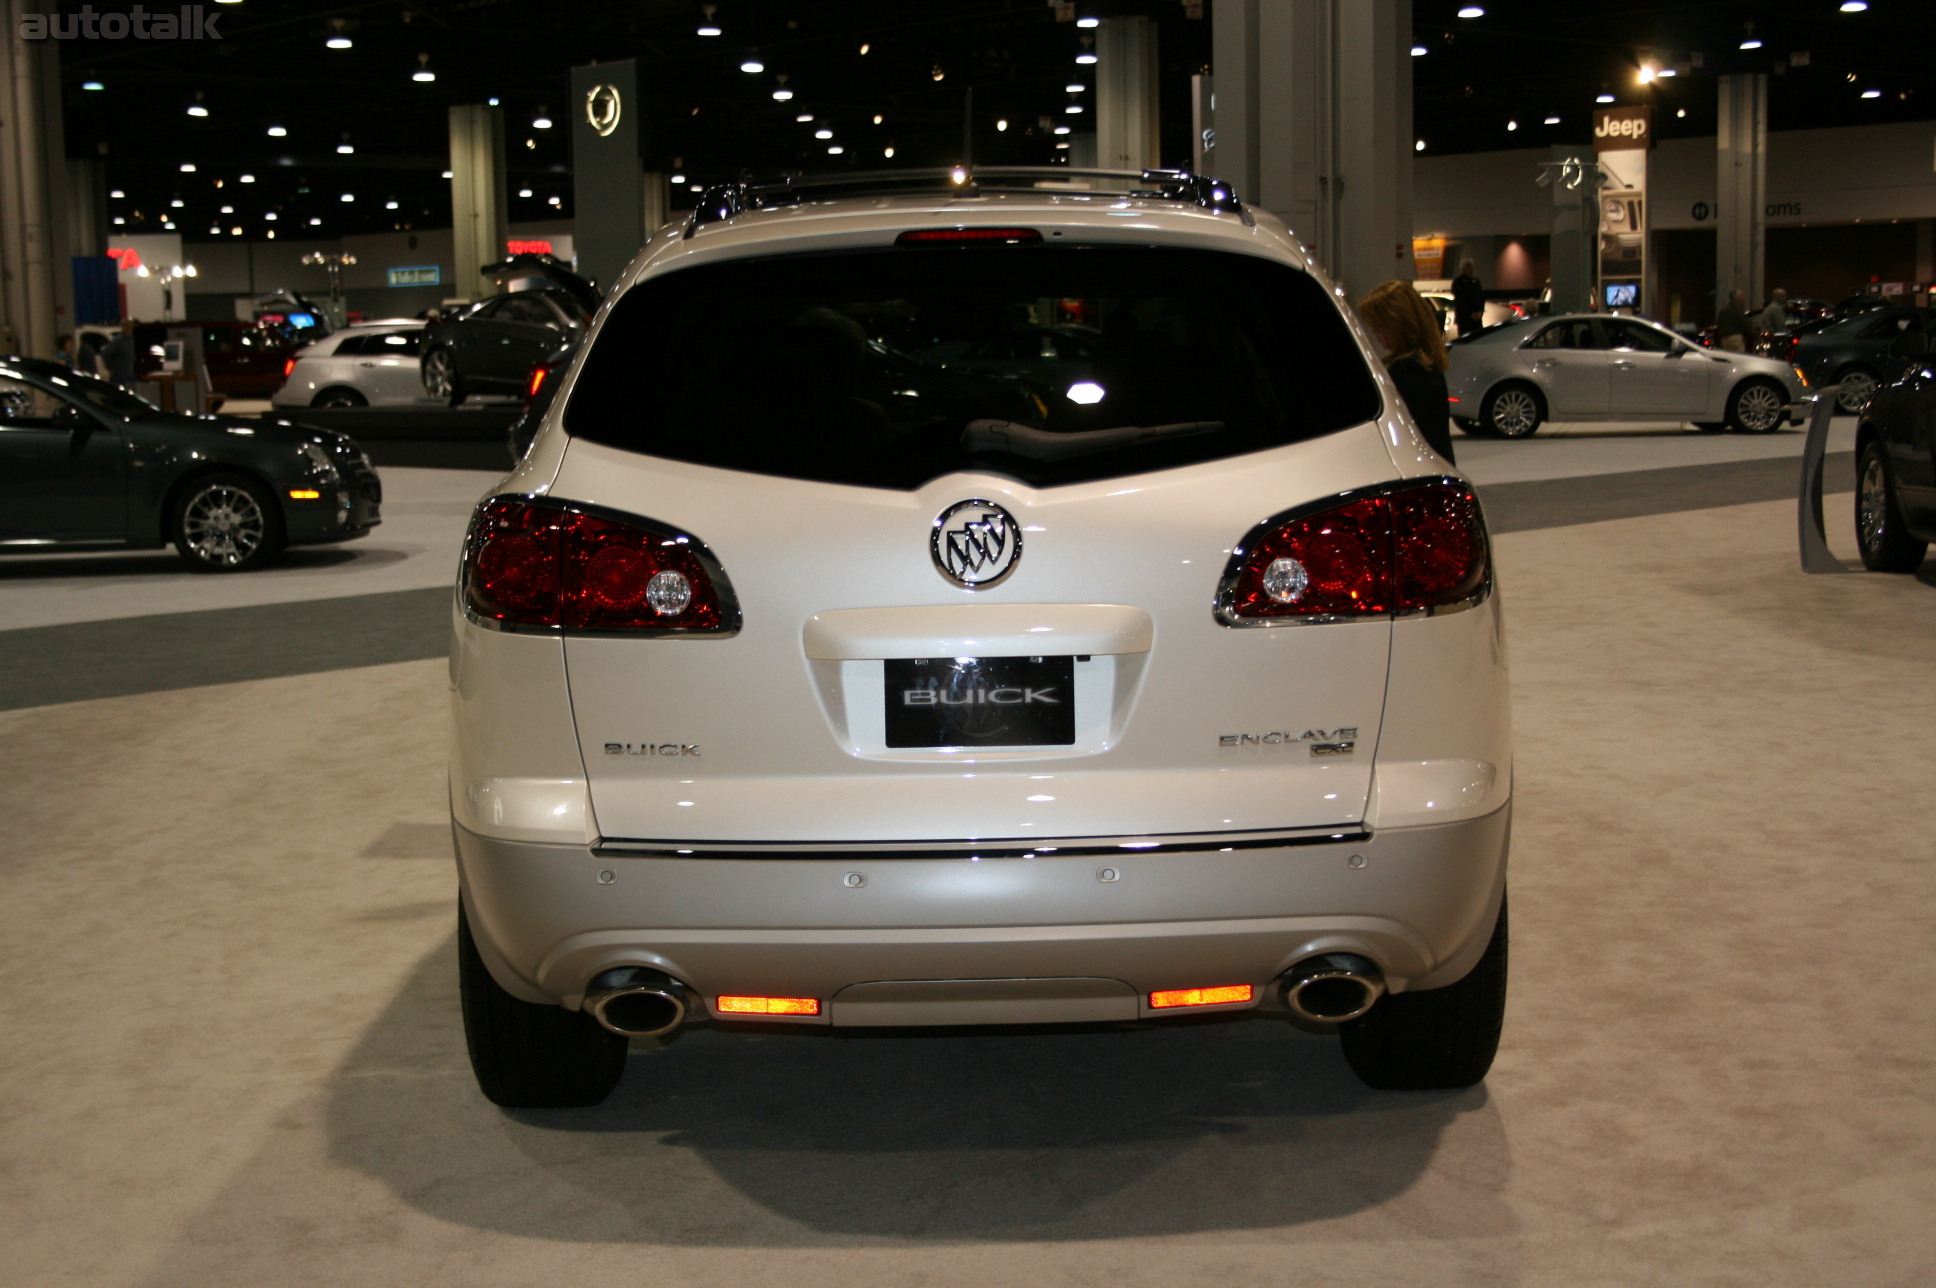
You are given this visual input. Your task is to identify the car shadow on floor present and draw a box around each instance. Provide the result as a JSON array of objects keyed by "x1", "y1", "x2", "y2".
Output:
[{"x1": 303, "y1": 937, "x2": 1512, "y2": 1248}]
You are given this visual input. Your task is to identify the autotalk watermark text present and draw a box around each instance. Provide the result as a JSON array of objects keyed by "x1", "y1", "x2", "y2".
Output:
[{"x1": 17, "y1": 6, "x2": 224, "y2": 41}]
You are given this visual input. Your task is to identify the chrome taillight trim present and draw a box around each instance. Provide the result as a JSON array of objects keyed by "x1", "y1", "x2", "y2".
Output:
[
  {"x1": 458, "y1": 492, "x2": 744, "y2": 638},
  {"x1": 1213, "y1": 475, "x2": 1493, "y2": 629}
]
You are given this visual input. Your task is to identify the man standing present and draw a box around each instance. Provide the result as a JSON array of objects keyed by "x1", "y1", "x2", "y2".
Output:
[
  {"x1": 1451, "y1": 258, "x2": 1484, "y2": 338},
  {"x1": 1757, "y1": 288, "x2": 1790, "y2": 338},
  {"x1": 101, "y1": 318, "x2": 137, "y2": 388},
  {"x1": 1716, "y1": 289, "x2": 1750, "y2": 353}
]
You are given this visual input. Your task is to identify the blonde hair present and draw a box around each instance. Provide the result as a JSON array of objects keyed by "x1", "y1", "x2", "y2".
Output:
[{"x1": 1358, "y1": 281, "x2": 1449, "y2": 374}]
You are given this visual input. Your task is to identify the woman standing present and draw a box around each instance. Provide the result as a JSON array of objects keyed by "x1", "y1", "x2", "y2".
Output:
[{"x1": 1357, "y1": 280, "x2": 1456, "y2": 464}]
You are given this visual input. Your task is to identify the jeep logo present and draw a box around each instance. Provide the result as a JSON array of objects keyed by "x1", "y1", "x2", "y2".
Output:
[{"x1": 1592, "y1": 106, "x2": 1653, "y2": 151}]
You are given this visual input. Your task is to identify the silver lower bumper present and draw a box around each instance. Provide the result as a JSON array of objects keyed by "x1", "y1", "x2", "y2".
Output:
[{"x1": 454, "y1": 803, "x2": 1509, "y2": 1024}]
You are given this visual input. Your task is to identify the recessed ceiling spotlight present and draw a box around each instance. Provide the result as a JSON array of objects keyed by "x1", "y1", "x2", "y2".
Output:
[
  {"x1": 1840, "y1": 1, "x2": 1868, "y2": 10},
  {"x1": 1411, "y1": 45, "x2": 1427, "y2": 56},
  {"x1": 309, "y1": 217, "x2": 322, "y2": 226},
  {"x1": 170, "y1": 198, "x2": 184, "y2": 207},
  {"x1": 698, "y1": 24, "x2": 721, "y2": 36},
  {"x1": 1544, "y1": 115, "x2": 1560, "y2": 124},
  {"x1": 1740, "y1": 39, "x2": 1763, "y2": 50},
  {"x1": 219, "y1": 205, "x2": 233, "y2": 213},
  {"x1": 1075, "y1": 52, "x2": 1098, "y2": 65},
  {"x1": 113, "y1": 216, "x2": 125, "y2": 225},
  {"x1": 239, "y1": 174, "x2": 254, "y2": 183},
  {"x1": 187, "y1": 103, "x2": 208, "y2": 117},
  {"x1": 337, "y1": 143, "x2": 355, "y2": 154},
  {"x1": 385, "y1": 200, "x2": 399, "y2": 209},
  {"x1": 1677, "y1": 108, "x2": 1687, "y2": 118},
  {"x1": 267, "y1": 125, "x2": 287, "y2": 137},
  {"x1": 858, "y1": 43, "x2": 870, "y2": 55},
  {"x1": 814, "y1": 128, "x2": 833, "y2": 139},
  {"x1": 828, "y1": 145, "x2": 844, "y2": 154},
  {"x1": 441, "y1": 169, "x2": 453, "y2": 178},
  {"x1": 1457, "y1": 5, "x2": 1484, "y2": 17},
  {"x1": 230, "y1": 226, "x2": 242, "y2": 236},
  {"x1": 264, "y1": 212, "x2": 277, "y2": 221},
  {"x1": 1053, "y1": 125, "x2": 1071, "y2": 135},
  {"x1": 413, "y1": 54, "x2": 435, "y2": 82},
  {"x1": 517, "y1": 188, "x2": 533, "y2": 197},
  {"x1": 697, "y1": 4, "x2": 721, "y2": 36},
  {"x1": 671, "y1": 173, "x2": 686, "y2": 183},
  {"x1": 110, "y1": 188, "x2": 125, "y2": 198},
  {"x1": 1066, "y1": 104, "x2": 1084, "y2": 114},
  {"x1": 1415, "y1": 139, "x2": 1426, "y2": 151},
  {"x1": 872, "y1": 114, "x2": 883, "y2": 124},
  {"x1": 82, "y1": 80, "x2": 104, "y2": 90},
  {"x1": 773, "y1": 88, "x2": 793, "y2": 101},
  {"x1": 179, "y1": 163, "x2": 196, "y2": 172},
  {"x1": 1657, "y1": 67, "x2": 1677, "y2": 78},
  {"x1": 741, "y1": 59, "x2": 764, "y2": 73},
  {"x1": 1076, "y1": 16, "x2": 1100, "y2": 27},
  {"x1": 931, "y1": 64, "x2": 945, "y2": 81},
  {"x1": 326, "y1": 36, "x2": 352, "y2": 50},
  {"x1": 340, "y1": 193, "x2": 354, "y2": 202},
  {"x1": 796, "y1": 113, "x2": 814, "y2": 122},
  {"x1": 1597, "y1": 93, "x2": 1616, "y2": 103},
  {"x1": 997, "y1": 118, "x2": 1009, "y2": 131},
  {"x1": 1506, "y1": 119, "x2": 1518, "y2": 131},
  {"x1": 1861, "y1": 88, "x2": 1882, "y2": 98},
  {"x1": 884, "y1": 146, "x2": 895, "y2": 158},
  {"x1": 533, "y1": 110, "x2": 552, "y2": 128}
]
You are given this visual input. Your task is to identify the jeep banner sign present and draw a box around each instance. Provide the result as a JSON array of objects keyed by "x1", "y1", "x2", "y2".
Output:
[{"x1": 1593, "y1": 105, "x2": 1653, "y2": 152}]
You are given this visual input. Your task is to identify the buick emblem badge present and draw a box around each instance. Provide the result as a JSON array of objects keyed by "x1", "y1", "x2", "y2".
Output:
[{"x1": 932, "y1": 500, "x2": 1021, "y2": 589}]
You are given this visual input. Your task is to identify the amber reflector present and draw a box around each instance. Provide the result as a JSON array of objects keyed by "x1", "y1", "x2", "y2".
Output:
[
  {"x1": 1149, "y1": 984, "x2": 1254, "y2": 1009},
  {"x1": 717, "y1": 995, "x2": 821, "y2": 1016}
]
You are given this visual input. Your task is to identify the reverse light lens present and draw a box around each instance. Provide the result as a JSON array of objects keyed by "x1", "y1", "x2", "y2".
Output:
[
  {"x1": 461, "y1": 498, "x2": 737, "y2": 634},
  {"x1": 717, "y1": 995, "x2": 821, "y2": 1016},
  {"x1": 1219, "y1": 480, "x2": 1489, "y2": 624},
  {"x1": 1150, "y1": 984, "x2": 1254, "y2": 1009}
]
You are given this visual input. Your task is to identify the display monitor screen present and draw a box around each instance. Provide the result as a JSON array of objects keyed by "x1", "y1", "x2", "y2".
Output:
[{"x1": 1604, "y1": 283, "x2": 1637, "y2": 309}]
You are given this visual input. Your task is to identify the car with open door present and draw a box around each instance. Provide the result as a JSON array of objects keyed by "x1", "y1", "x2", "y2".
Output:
[{"x1": 421, "y1": 254, "x2": 601, "y2": 405}]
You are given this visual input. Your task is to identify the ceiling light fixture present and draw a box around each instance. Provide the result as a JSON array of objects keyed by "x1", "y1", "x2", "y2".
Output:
[
  {"x1": 1076, "y1": 52, "x2": 1097, "y2": 65},
  {"x1": 518, "y1": 187, "x2": 533, "y2": 197},
  {"x1": 884, "y1": 146, "x2": 895, "y2": 158},
  {"x1": 858, "y1": 42, "x2": 870, "y2": 55},
  {"x1": 1740, "y1": 39, "x2": 1763, "y2": 50},
  {"x1": 697, "y1": 4, "x2": 720, "y2": 36},
  {"x1": 1411, "y1": 45, "x2": 1427, "y2": 56},
  {"x1": 828, "y1": 145, "x2": 844, "y2": 154},
  {"x1": 413, "y1": 54, "x2": 435, "y2": 82},
  {"x1": 338, "y1": 143, "x2": 355, "y2": 154},
  {"x1": 239, "y1": 174, "x2": 255, "y2": 183},
  {"x1": 997, "y1": 118, "x2": 1009, "y2": 131},
  {"x1": 814, "y1": 128, "x2": 833, "y2": 139},
  {"x1": 1076, "y1": 15, "x2": 1100, "y2": 27},
  {"x1": 1457, "y1": 5, "x2": 1484, "y2": 17},
  {"x1": 327, "y1": 36, "x2": 352, "y2": 49},
  {"x1": 1840, "y1": 1, "x2": 1868, "y2": 10},
  {"x1": 82, "y1": 80, "x2": 104, "y2": 90},
  {"x1": 1506, "y1": 119, "x2": 1518, "y2": 131},
  {"x1": 1861, "y1": 88, "x2": 1881, "y2": 98},
  {"x1": 179, "y1": 163, "x2": 196, "y2": 172},
  {"x1": 533, "y1": 110, "x2": 552, "y2": 128},
  {"x1": 1415, "y1": 139, "x2": 1426, "y2": 151},
  {"x1": 1066, "y1": 82, "x2": 1085, "y2": 92},
  {"x1": 872, "y1": 114, "x2": 883, "y2": 124},
  {"x1": 1596, "y1": 93, "x2": 1616, "y2": 103},
  {"x1": 796, "y1": 113, "x2": 814, "y2": 122},
  {"x1": 931, "y1": 64, "x2": 945, "y2": 81},
  {"x1": 267, "y1": 125, "x2": 287, "y2": 137},
  {"x1": 741, "y1": 58, "x2": 764, "y2": 73},
  {"x1": 110, "y1": 189, "x2": 124, "y2": 198},
  {"x1": 1544, "y1": 115, "x2": 1560, "y2": 124},
  {"x1": 1637, "y1": 64, "x2": 1657, "y2": 85}
]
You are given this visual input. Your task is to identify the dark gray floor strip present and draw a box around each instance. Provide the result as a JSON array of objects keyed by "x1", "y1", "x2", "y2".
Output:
[{"x1": 0, "y1": 452, "x2": 1854, "y2": 711}]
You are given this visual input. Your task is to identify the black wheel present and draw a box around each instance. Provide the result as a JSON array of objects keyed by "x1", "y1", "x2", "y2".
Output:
[
  {"x1": 1480, "y1": 384, "x2": 1543, "y2": 438},
  {"x1": 1856, "y1": 440, "x2": 1929, "y2": 573},
  {"x1": 422, "y1": 347, "x2": 466, "y2": 406},
  {"x1": 1725, "y1": 378, "x2": 1786, "y2": 434},
  {"x1": 310, "y1": 387, "x2": 367, "y2": 409},
  {"x1": 171, "y1": 473, "x2": 284, "y2": 573},
  {"x1": 1338, "y1": 893, "x2": 1508, "y2": 1091},
  {"x1": 458, "y1": 902, "x2": 627, "y2": 1108},
  {"x1": 1833, "y1": 367, "x2": 1879, "y2": 415}
]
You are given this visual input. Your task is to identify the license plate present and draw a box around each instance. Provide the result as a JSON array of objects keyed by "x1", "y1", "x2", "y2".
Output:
[{"x1": 883, "y1": 656, "x2": 1075, "y2": 748}]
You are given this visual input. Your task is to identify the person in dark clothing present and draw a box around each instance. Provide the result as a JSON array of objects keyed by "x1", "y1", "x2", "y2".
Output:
[
  {"x1": 1716, "y1": 289, "x2": 1750, "y2": 353},
  {"x1": 1450, "y1": 257, "x2": 1484, "y2": 339},
  {"x1": 101, "y1": 318, "x2": 138, "y2": 388},
  {"x1": 1358, "y1": 280, "x2": 1455, "y2": 464}
]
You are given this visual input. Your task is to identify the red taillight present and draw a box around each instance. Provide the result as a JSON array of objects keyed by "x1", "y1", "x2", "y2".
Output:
[
  {"x1": 525, "y1": 363, "x2": 551, "y2": 403},
  {"x1": 461, "y1": 498, "x2": 738, "y2": 634},
  {"x1": 283, "y1": 358, "x2": 297, "y2": 377},
  {"x1": 895, "y1": 227, "x2": 1042, "y2": 246},
  {"x1": 1218, "y1": 480, "x2": 1489, "y2": 625},
  {"x1": 1775, "y1": 334, "x2": 1800, "y2": 362}
]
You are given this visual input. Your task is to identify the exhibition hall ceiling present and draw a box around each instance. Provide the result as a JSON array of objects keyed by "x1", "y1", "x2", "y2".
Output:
[{"x1": 52, "y1": 0, "x2": 1930, "y2": 241}]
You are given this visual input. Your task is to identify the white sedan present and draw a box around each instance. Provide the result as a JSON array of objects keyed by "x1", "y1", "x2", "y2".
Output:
[
  {"x1": 1446, "y1": 313, "x2": 1807, "y2": 437},
  {"x1": 271, "y1": 320, "x2": 438, "y2": 410}
]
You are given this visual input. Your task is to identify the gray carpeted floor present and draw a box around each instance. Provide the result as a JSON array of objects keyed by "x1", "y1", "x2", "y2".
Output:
[{"x1": 3, "y1": 435, "x2": 1933, "y2": 1285}]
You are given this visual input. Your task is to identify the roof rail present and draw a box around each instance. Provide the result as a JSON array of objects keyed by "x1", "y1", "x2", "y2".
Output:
[{"x1": 682, "y1": 166, "x2": 1243, "y2": 238}]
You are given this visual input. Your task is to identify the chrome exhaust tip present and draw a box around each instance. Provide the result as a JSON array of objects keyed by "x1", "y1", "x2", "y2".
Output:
[
  {"x1": 584, "y1": 968, "x2": 690, "y2": 1038},
  {"x1": 1281, "y1": 953, "x2": 1385, "y2": 1023}
]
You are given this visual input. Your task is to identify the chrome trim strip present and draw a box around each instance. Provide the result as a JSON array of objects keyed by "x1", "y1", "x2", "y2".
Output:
[{"x1": 591, "y1": 825, "x2": 1370, "y2": 861}]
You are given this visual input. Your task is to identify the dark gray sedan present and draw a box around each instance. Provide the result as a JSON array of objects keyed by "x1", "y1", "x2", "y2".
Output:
[
  {"x1": 1854, "y1": 332, "x2": 1935, "y2": 572},
  {"x1": 1791, "y1": 306, "x2": 1931, "y2": 414},
  {"x1": 0, "y1": 357, "x2": 380, "y2": 572}
]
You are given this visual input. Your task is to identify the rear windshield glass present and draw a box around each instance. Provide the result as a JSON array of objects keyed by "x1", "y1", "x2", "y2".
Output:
[{"x1": 565, "y1": 245, "x2": 1380, "y2": 489}]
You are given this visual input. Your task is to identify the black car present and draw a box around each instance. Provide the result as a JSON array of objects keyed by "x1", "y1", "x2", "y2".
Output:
[
  {"x1": 1855, "y1": 331, "x2": 1935, "y2": 572},
  {"x1": 1788, "y1": 306, "x2": 1930, "y2": 414},
  {"x1": 0, "y1": 358, "x2": 380, "y2": 572},
  {"x1": 421, "y1": 254, "x2": 601, "y2": 405}
]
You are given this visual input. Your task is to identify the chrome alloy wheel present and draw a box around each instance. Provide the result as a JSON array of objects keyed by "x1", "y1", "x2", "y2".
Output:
[
  {"x1": 180, "y1": 482, "x2": 267, "y2": 568},
  {"x1": 1835, "y1": 370, "x2": 1877, "y2": 415},
  {"x1": 1490, "y1": 388, "x2": 1540, "y2": 437},
  {"x1": 423, "y1": 348, "x2": 456, "y2": 398},
  {"x1": 1858, "y1": 451, "x2": 1891, "y2": 552},
  {"x1": 1733, "y1": 382, "x2": 1785, "y2": 433}
]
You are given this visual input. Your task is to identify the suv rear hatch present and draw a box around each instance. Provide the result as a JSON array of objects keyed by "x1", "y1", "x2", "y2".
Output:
[{"x1": 540, "y1": 238, "x2": 1398, "y2": 843}]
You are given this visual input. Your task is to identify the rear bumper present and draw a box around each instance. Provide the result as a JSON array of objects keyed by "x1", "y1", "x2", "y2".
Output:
[{"x1": 454, "y1": 802, "x2": 1509, "y2": 1024}]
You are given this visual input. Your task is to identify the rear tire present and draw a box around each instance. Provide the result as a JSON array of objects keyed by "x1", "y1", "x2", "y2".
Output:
[
  {"x1": 458, "y1": 902, "x2": 627, "y2": 1108},
  {"x1": 1856, "y1": 440, "x2": 1929, "y2": 573},
  {"x1": 1338, "y1": 893, "x2": 1508, "y2": 1091},
  {"x1": 1481, "y1": 384, "x2": 1543, "y2": 438},
  {"x1": 422, "y1": 347, "x2": 466, "y2": 407}
]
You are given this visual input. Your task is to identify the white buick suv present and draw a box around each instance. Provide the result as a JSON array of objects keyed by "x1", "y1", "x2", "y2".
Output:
[{"x1": 449, "y1": 169, "x2": 1512, "y2": 1107}]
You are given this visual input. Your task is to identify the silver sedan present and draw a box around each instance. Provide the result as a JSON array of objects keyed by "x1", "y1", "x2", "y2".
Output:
[
  {"x1": 271, "y1": 321, "x2": 438, "y2": 410},
  {"x1": 1446, "y1": 314, "x2": 1808, "y2": 437}
]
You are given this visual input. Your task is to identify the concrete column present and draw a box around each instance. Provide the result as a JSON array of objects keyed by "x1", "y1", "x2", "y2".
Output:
[
  {"x1": 448, "y1": 105, "x2": 508, "y2": 301},
  {"x1": 1190, "y1": 73, "x2": 1214, "y2": 175},
  {"x1": 1095, "y1": 16, "x2": 1158, "y2": 172},
  {"x1": 0, "y1": 0, "x2": 60, "y2": 357},
  {"x1": 1716, "y1": 73, "x2": 1768, "y2": 309},
  {"x1": 1210, "y1": 0, "x2": 1414, "y2": 298}
]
